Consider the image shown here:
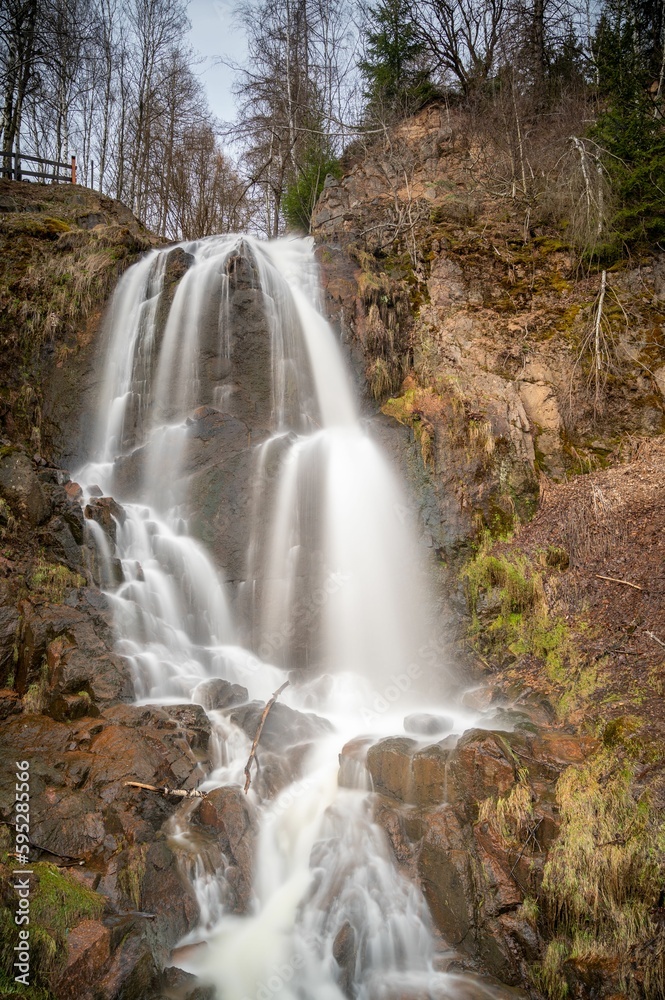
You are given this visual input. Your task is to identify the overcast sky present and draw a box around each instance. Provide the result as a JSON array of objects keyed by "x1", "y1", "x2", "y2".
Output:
[{"x1": 187, "y1": 0, "x2": 247, "y2": 126}]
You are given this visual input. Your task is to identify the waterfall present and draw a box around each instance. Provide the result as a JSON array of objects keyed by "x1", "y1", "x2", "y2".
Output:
[{"x1": 76, "y1": 234, "x2": 505, "y2": 1000}]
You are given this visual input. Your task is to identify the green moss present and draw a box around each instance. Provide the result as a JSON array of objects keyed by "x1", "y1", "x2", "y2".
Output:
[
  {"x1": 117, "y1": 844, "x2": 148, "y2": 910},
  {"x1": 381, "y1": 388, "x2": 435, "y2": 468},
  {"x1": 478, "y1": 768, "x2": 533, "y2": 847},
  {"x1": 0, "y1": 863, "x2": 103, "y2": 993},
  {"x1": 31, "y1": 863, "x2": 103, "y2": 934},
  {"x1": 462, "y1": 550, "x2": 541, "y2": 617},
  {"x1": 537, "y1": 749, "x2": 665, "y2": 996},
  {"x1": 532, "y1": 939, "x2": 570, "y2": 1000},
  {"x1": 28, "y1": 558, "x2": 85, "y2": 603}
]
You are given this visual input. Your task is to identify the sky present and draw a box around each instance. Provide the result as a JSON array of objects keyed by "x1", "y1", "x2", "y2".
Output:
[{"x1": 187, "y1": 0, "x2": 247, "y2": 126}]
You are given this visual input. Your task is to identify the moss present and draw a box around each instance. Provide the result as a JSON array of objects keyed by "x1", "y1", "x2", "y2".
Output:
[
  {"x1": 0, "y1": 863, "x2": 103, "y2": 993},
  {"x1": 381, "y1": 388, "x2": 435, "y2": 468},
  {"x1": 545, "y1": 545, "x2": 570, "y2": 570},
  {"x1": 0, "y1": 497, "x2": 16, "y2": 537},
  {"x1": 478, "y1": 768, "x2": 533, "y2": 847},
  {"x1": 31, "y1": 863, "x2": 104, "y2": 935},
  {"x1": 463, "y1": 549, "x2": 542, "y2": 617},
  {"x1": 533, "y1": 236, "x2": 570, "y2": 254},
  {"x1": 117, "y1": 844, "x2": 148, "y2": 910},
  {"x1": 532, "y1": 939, "x2": 570, "y2": 999},
  {"x1": 28, "y1": 558, "x2": 85, "y2": 603},
  {"x1": 537, "y1": 749, "x2": 665, "y2": 996}
]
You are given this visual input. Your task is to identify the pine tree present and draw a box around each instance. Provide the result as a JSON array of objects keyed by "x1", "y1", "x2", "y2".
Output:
[
  {"x1": 359, "y1": 0, "x2": 434, "y2": 116},
  {"x1": 591, "y1": 0, "x2": 665, "y2": 255}
]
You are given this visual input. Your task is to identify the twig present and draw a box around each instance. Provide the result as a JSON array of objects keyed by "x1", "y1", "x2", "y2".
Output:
[
  {"x1": 509, "y1": 817, "x2": 543, "y2": 895},
  {"x1": 646, "y1": 631, "x2": 665, "y2": 649},
  {"x1": 244, "y1": 680, "x2": 290, "y2": 794},
  {"x1": 123, "y1": 781, "x2": 207, "y2": 798},
  {"x1": 595, "y1": 574, "x2": 643, "y2": 591}
]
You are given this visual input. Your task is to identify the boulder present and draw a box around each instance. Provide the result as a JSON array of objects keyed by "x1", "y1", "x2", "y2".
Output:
[
  {"x1": 0, "y1": 450, "x2": 49, "y2": 526},
  {"x1": 16, "y1": 589, "x2": 134, "y2": 705},
  {"x1": 192, "y1": 677, "x2": 248, "y2": 711},
  {"x1": 229, "y1": 700, "x2": 333, "y2": 752},
  {"x1": 191, "y1": 785, "x2": 257, "y2": 913},
  {"x1": 404, "y1": 712, "x2": 454, "y2": 736},
  {"x1": 84, "y1": 496, "x2": 126, "y2": 544}
]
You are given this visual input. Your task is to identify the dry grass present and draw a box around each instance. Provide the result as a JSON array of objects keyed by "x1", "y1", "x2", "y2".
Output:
[{"x1": 535, "y1": 747, "x2": 665, "y2": 999}]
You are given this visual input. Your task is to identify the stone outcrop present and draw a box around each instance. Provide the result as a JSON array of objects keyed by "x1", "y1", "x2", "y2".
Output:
[
  {"x1": 313, "y1": 104, "x2": 665, "y2": 565},
  {"x1": 344, "y1": 724, "x2": 596, "y2": 986}
]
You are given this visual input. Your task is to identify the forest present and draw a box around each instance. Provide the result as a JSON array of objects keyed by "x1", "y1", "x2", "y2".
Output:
[{"x1": 1, "y1": 0, "x2": 663, "y2": 258}]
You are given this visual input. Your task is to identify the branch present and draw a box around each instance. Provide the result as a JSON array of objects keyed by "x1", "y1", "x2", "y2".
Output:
[
  {"x1": 595, "y1": 574, "x2": 643, "y2": 591},
  {"x1": 244, "y1": 680, "x2": 290, "y2": 794},
  {"x1": 123, "y1": 781, "x2": 207, "y2": 798}
]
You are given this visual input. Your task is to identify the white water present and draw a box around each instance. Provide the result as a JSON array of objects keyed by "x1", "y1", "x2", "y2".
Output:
[{"x1": 77, "y1": 235, "x2": 511, "y2": 1000}]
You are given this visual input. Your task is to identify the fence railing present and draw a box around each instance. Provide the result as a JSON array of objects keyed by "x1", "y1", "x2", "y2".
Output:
[{"x1": 0, "y1": 153, "x2": 77, "y2": 183}]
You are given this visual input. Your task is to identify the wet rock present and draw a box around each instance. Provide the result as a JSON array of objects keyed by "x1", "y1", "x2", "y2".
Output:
[
  {"x1": 0, "y1": 606, "x2": 19, "y2": 685},
  {"x1": 0, "y1": 688, "x2": 21, "y2": 720},
  {"x1": 333, "y1": 920, "x2": 357, "y2": 996},
  {"x1": 159, "y1": 966, "x2": 215, "y2": 1000},
  {"x1": 39, "y1": 514, "x2": 84, "y2": 569},
  {"x1": 418, "y1": 806, "x2": 473, "y2": 944},
  {"x1": 0, "y1": 450, "x2": 49, "y2": 526},
  {"x1": 84, "y1": 496, "x2": 126, "y2": 544},
  {"x1": 139, "y1": 840, "x2": 200, "y2": 965},
  {"x1": 154, "y1": 702, "x2": 212, "y2": 753},
  {"x1": 192, "y1": 677, "x2": 248, "y2": 711},
  {"x1": 192, "y1": 785, "x2": 257, "y2": 912},
  {"x1": 17, "y1": 589, "x2": 134, "y2": 705},
  {"x1": 365, "y1": 725, "x2": 599, "y2": 987},
  {"x1": 366, "y1": 737, "x2": 417, "y2": 801},
  {"x1": 54, "y1": 919, "x2": 112, "y2": 1000},
  {"x1": 404, "y1": 712, "x2": 453, "y2": 736},
  {"x1": 95, "y1": 927, "x2": 159, "y2": 1000},
  {"x1": 0, "y1": 703, "x2": 212, "y2": 863},
  {"x1": 229, "y1": 700, "x2": 333, "y2": 752},
  {"x1": 447, "y1": 730, "x2": 518, "y2": 821},
  {"x1": 338, "y1": 736, "x2": 373, "y2": 790}
]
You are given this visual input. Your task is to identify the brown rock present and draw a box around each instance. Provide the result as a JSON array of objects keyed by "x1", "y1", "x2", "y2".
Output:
[
  {"x1": 55, "y1": 919, "x2": 111, "y2": 1000},
  {"x1": 192, "y1": 785, "x2": 257, "y2": 912},
  {"x1": 84, "y1": 496, "x2": 126, "y2": 544},
  {"x1": 365, "y1": 737, "x2": 417, "y2": 801},
  {"x1": 0, "y1": 451, "x2": 49, "y2": 526}
]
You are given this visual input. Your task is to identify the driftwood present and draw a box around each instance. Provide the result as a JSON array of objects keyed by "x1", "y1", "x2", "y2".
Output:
[
  {"x1": 123, "y1": 781, "x2": 207, "y2": 798},
  {"x1": 595, "y1": 574, "x2": 643, "y2": 591},
  {"x1": 244, "y1": 680, "x2": 290, "y2": 794}
]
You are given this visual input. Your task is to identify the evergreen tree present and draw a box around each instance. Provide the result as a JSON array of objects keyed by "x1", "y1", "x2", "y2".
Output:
[
  {"x1": 590, "y1": 0, "x2": 665, "y2": 255},
  {"x1": 359, "y1": 0, "x2": 434, "y2": 115}
]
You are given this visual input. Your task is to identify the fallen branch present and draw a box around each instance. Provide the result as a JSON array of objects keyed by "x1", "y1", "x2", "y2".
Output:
[
  {"x1": 123, "y1": 781, "x2": 207, "y2": 798},
  {"x1": 595, "y1": 574, "x2": 643, "y2": 591},
  {"x1": 646, "y1": 631, "x2": 665, "y2": 649},
  {"x1": 244, "y1": 680, "x2": 290, "y2": 794}
]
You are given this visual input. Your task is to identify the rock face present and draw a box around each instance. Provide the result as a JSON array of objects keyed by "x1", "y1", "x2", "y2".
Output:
[
  {"x1": 0, "y1": 701, "x2": 211, "y2": 997},
  {"x1": 345, "y1": 725, "x2": 596, "y2": 986},
  {"x1": 313, "y1": 104, "x2": 665, "y2": 566}
]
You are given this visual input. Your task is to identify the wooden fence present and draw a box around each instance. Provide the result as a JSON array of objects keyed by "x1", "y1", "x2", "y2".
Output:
[{"x1": 0, "y1": 153, "x2": 77, "y2": 183}]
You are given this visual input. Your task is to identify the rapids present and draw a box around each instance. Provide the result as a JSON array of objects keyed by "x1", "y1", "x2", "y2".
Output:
[{"x1": 76, "y1": 235, "x2": 514, "y2": 1000}]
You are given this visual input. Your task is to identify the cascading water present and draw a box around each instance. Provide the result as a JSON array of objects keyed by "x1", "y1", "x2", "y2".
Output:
[{"x1": 77, "y1": 234, "x2": 512, "y2": 1000}]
